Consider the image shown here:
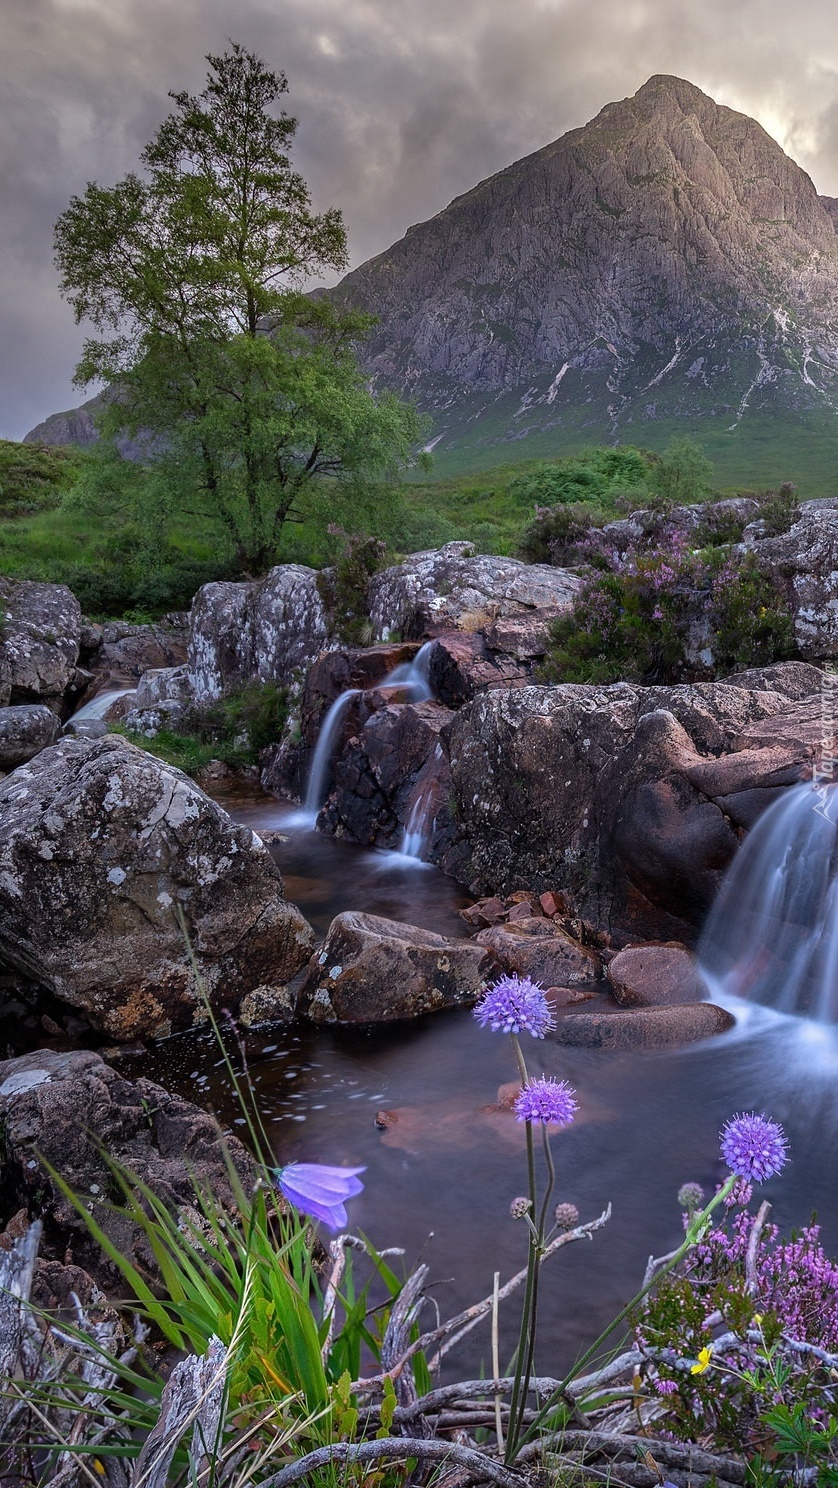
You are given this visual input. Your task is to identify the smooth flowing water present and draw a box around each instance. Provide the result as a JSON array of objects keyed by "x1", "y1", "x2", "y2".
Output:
[
  {"x1": 699, "y1": 781, "x2": 838, "y2": 1021},
  {"x1": 137, "y1": 785, "x2": 838, "y2": 1378}
]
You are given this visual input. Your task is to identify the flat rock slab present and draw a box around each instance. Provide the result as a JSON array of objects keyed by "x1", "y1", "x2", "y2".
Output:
[
  {"x1": 551, "y1": 1001, "x2": 734, "y2": 1049},
  {"x1": 299, "y1": 910, "x2": 497, "y2": 1023},
  {"x1": 476, "y1": 918, "x2": 600, "y2": 986},
  {"x1": 607, "y1": 942, "x2": 707, "y2": 1006},
  {"x1": 0, "y1": 734, "x2": 314, "y2": 1039},
  {"x1": 0, "y1": 1048, "x2": 255, "y2": 1294}
]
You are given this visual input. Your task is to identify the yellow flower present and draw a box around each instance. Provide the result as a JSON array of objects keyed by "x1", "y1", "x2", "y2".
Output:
[
  {"x1": 691, "y1": 1346, "x2": 713, "y2": 1375},
  {"x1": 753, "y1": 1314, "x2": 763, "y2": 1327}
]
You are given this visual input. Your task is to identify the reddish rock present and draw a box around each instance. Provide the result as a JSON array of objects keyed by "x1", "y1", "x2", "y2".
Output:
[
  {"x1": 299, "y1": 643, "x2": 423, "y2": 745},
  {"x1": 552, "y1": 1002, "x2": 734, "y2": 1049},
  {"x1": 507, "y1": 899, "x2": 538, "y2": 923},
  {"x1": 460, "y1": 896, "x2": 508, "y2": 928},
  {"x1": 298, "y1": 911, "x2": 498, "y2": 1023},
  {"x1": 606, "y1": 942, "x2": 707, "y2": 1007},
  {"x1": 539, "y1": 891, "x2": 569, "y2": 918},
  {"x1": 428, "y1": 631, "x2": 530, "y2": 707},
  {"x1": 475, "y1": 918, "x2": 600, "y2": 986}
]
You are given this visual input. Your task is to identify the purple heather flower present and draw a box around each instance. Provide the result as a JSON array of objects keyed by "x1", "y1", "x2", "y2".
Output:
[
  {"x1": 514, "y1": 1077, "x2": 578, "y2": 1127},
  {"x1": 655, "y1": 1380, "x2": 679, "y2": 1397},
  {"x1": 720, "y1": 1112, "x2": 788, "y2": 1184},
  {"x1": 274, "y1": 1162, "x2": 365, "y2": 1232},
  {"x1": 474, "y1": 974, "x2": 555, "y2": 1038}
]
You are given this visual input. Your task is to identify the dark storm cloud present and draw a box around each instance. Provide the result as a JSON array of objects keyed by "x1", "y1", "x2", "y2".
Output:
[{"x1": 4, "y1": 0, "x2": 838, "y2": 437}]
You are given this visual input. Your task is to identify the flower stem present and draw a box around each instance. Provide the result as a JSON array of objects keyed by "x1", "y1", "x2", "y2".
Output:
[
  {"x1": 505, "y1": 1035, "x2": 537, "y2": 1463},
  {"x1": 515, "y1": 1172, "x2": 738, "y2": 1455}
]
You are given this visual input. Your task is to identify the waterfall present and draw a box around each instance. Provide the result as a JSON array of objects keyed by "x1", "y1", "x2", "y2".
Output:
[
  {"x1": 698, "y1": 781, "x2": 838, "y2": 1023},
  {"x1": 68, "y1": 687, "x2": 134, "y2": 724},
  {"x1": 293, "y1": 644, "x2": 438, "y2": 828},
  {"x1": 400, "y1": 743, "x2": 444, "y2": 862}
]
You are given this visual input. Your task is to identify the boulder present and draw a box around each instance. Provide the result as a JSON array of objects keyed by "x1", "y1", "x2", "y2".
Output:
[
  {"x1": 188, "y1": 565, "x2": 331, "y2": 704},
  {"x1": 89, "y1": 618, "x2": 188, "y2": 682},
  {"x1": 368, "y1": 541, "x2": 582, "y2": 642},
  {"x1": 475, "y1": 919, "x2": 600, "y2": 986},
  {"x1": 0, "y1": 579, "x2": 82, "y2": 710},
  {"x1": 0, "y1": 1049, "x2": 255, "y2": 1293},
  {"x1": 0, "y1": 735, "x2": 315, "y2": 1039},
  {"x1": 428, "y1": 632, "x2": 530, "y2": 707},
  {"x1": 326, "y1": 700, "x2": 453, "y2": 848},
  {"x1": 606, "y1": 942, "x2": 707, "y2": 1006},
  {"x1": 0, "y1": 704, "x2": 62, "y2": 769},
  {"x1": 133, "y1": 664, "x2": 193, "y2": 710},
  {"x1": 722, "y1": 660, "x2": 825, "y2": 700},
  {"x1": 551, "y1": 1002, "x2": 734, "y2": 1049},
  {"x1": 298, "y1": 911, "x2": 497, "y2": 1023}
]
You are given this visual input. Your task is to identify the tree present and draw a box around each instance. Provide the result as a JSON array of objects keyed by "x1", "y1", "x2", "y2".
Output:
[{"x1": 54, "y1": 44, "x2": 425, "y2": 571}]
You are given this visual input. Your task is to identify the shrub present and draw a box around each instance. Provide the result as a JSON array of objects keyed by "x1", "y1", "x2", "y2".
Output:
[
  {"x1": 119, "y1": 681, "x2": 289, "y2": 774},
  {"x1": 756, "y1": 480, "x2": 801, "y2": 536},
  {"x1": 518, "y1": 502, "x2": 594, "y2": 565},
  {"x1": 509, "y1": 445, "x2": 652, "y2": 512},
  {"x1": 0, "y1": 440, "x2": 79, "y2": 516}
]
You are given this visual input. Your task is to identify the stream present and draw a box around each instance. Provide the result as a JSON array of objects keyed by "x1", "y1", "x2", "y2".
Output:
[{"x1": 136, "y1": 785, "x2": 838, "y2": 1378}]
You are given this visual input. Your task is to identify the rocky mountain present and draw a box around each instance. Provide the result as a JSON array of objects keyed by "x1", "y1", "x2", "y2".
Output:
[
  {"x1": 331, "y1": 73, "x2": 838, "y2": 454},
  {"x1": 26, "y1": 75, "x2": 838, "y2": 464}
]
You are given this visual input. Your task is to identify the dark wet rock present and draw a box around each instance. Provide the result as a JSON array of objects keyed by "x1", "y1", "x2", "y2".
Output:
[
  {"x1": 0, "y1": 735, "x2": 314, "y2": 1040},
  {"x1": 475, "y1": 918, "x2": 600, "y2": 986},
  {"x1": 0, "y1": 704, "x2": 62, "y2": 769},
  {"x1": 428, "y1": 631, "x2": 530, "y2": 707},
  {"x1": 551, "y1": 1001, "x2": 734, "y2": 1049},
  {"x1": 606, "y1": 942, "x2": 707, "y2": 1006},
  {"x1": 368, "y1": 542, "x2": 581, "y2": 642},
  {"x1": 0, "y1": 1048, "x2": 255, "y2": 1293},
  {"x1": 88, "y1": 618, "x2": 188, "y2": 682},
  {"x1": 298, "y1": 910, "x2": 497, "y2": 1023},
  {"x1": 0, "y1": 580, "x2": 82, "y2": 711},
  {"x1": 188, "y1": 565, "x2": 331, "y2": 704},
  {"x1": 326, "y1": 700, "x2": 453, "y2": 849}
]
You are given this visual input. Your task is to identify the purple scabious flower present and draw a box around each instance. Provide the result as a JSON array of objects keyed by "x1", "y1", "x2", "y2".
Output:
[
  {"x1": 720, "y1": 1112, "x2": 788, "y2": 1183},
  {"x1": 514, "y1": 1077, "x2": 578, "y2": 1127},
  {"x1": 474, "y1": 974, "x2": 555, "y2": 1038},
  {"x1": 274, "y1": 1162, "x2": 365, "y2": 1231}
]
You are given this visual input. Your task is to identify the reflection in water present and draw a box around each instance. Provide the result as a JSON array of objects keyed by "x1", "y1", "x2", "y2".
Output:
[
  {"x1": 699, "y1": 782, "x2": 838, "y2": 1022},
  {"x1": 137, "y1": 784, "x2": 838, "y2": 1379}
]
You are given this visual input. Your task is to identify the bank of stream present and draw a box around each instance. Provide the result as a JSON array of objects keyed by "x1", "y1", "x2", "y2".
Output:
[{"x1": 133, "y1": 784, "x2": 838, "y2": 1378}]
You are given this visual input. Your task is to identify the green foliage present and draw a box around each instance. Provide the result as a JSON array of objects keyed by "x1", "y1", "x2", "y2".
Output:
[
  {"x1": 117, "y1": 681, "x2": 289, "y2": 774},
  {"x1": 318, "y1": 528, "x2": 386, "y2": 644},
  {"x1": 0, "y1": 440, "x2": 79, "y2": 516},
  {"x1": 54, "y1": 43, "x2": 425, "y2": 574},
  {"x1": 647, "y1": 435, "x2": 714, "y2": 506},
  {"x1": 508, "y1": 445, "x2": 652, "y2": 511},
  {"x1": 541, "y1": 545, "x2": 796, "y2": 686},
  {"x1": 757, "y1": 480, "x2": 801, "y2": 536}
]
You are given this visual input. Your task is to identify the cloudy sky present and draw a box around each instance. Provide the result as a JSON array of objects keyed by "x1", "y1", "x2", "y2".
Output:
[{"x1": 5, "y1": 0, "x2": 838, "y2": 439}]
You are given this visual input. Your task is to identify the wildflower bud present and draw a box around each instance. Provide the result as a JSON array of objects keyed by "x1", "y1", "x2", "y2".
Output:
[
  {"x1": 677, "y1": 1181, "x2": 704, "y2": 1211},
  {"x1": 509, "y1": 1196, "x2": 532, "y2": 1220},
  {"x1": 553, "y1": 1201, "x2": 579, "y2": 1229}
]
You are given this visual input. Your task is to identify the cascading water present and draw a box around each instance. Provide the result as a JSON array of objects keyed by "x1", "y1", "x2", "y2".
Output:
[
  {"x1": 68, "y1": 686, "x2": 135, "y2": 724},
  {"x1": 400, "y1": 742, "x2": 444, "y2": 861},
  {"x1": 698, "y1": 781, "x2": 838, "y2": 1022},
  {"x1": 291, "y1": 643, "x2": 437, "y2": 829}
]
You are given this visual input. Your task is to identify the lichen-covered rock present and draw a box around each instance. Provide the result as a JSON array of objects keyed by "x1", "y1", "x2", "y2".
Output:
[
  {"x1": 0, "y1": 580, "x2": 82, "y2": 710},
  {"x1": 133, "y1": 664, "x2": 193, "y2": 710},
  {"x1": 368, "y1": 542, "x2": 581, "y2": 642},
  {"x1": 475, "y1": 918, "x2": 601, "y2": 986},
  {"x1": 0, "y1": 735, "x2": 314, "y2": 1039},
  {"x1": 88, "y1": 618, "x2": 188, "y2": 682},
  {"x1": 747, "y1": 506, "x2": 838, "y2": 658},
  {"x1": 298, "y1": 910, "x2": 497, "y2": 1023},
  {"x1": 188, "y1": 565, "x2": 331, "y2": 704},
  {"x1": 0, "y1": 1049, "x2": 255, "y2": 1292},
  {"x1": 0, "y1": 704, "x2": 62, "y2": 769},
  {"x1": 438, "y1": 672, "x2": 825, "y2": 943}
]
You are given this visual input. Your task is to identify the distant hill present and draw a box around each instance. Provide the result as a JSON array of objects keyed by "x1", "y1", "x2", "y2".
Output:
[{"x1": 27, "y1": 74, "x2": 838, "y2": 484}]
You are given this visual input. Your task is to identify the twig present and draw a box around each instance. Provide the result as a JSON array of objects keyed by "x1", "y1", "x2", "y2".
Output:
[
  {"x1": 517, "y1": 1427, "x2": 747, "y2": 1483},
  {"x1": 745, "y1": 1201, "x2": 771, "y2": 1294},
  {"x1": 256, "y1": 1436, "x2": 527, "y2": 1488},
  {"x1": 492, "y1": 1270, "x2": 503, "y2": 1455}
]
